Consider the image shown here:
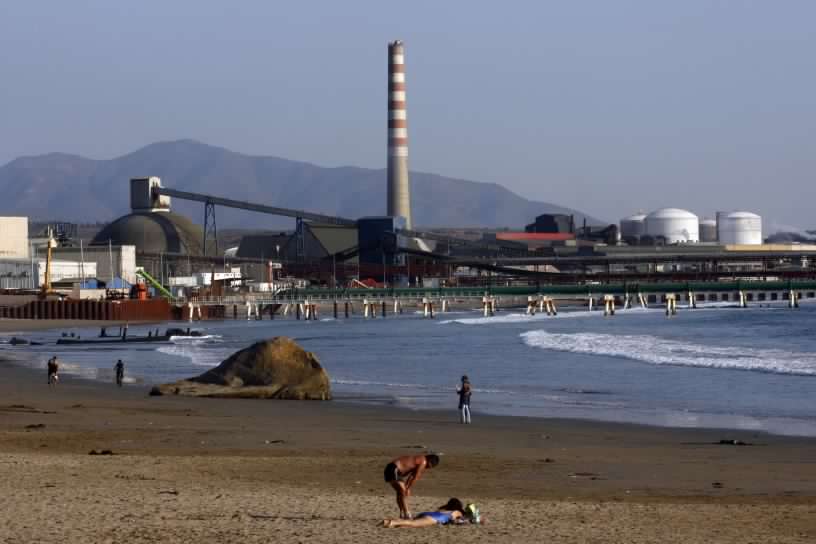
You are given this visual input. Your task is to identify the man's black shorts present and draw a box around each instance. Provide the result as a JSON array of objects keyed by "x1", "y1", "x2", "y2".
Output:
[{"x1": 384, "y1": 462, "x2": 401, "y2": 483}]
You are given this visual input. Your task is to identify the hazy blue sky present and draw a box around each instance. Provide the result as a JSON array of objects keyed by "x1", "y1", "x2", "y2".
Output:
[{"x1": 1, "y1": 1, "x2": 814, "y2": 230}]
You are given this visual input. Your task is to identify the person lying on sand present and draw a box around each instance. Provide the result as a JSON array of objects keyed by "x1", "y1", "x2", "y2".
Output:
[
  {"x1": 382, "y1": 498, "x2": 467, "y2": 528},
  {"x1": 384, "y1": 454, "x2": 439, "y2": 519}
]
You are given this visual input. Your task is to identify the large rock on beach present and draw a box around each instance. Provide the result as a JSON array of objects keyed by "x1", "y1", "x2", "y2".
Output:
[{"x1": 150, "y1": 337, "x2": 331, "y2": 400}]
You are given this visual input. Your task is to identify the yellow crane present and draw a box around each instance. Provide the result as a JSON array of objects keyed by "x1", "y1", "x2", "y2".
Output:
[{"x1": 40, "y1": 228, "x2": 58, "y2": 298}]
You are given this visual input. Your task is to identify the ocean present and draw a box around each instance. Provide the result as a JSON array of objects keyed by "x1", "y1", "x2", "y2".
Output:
[{"x1": 3, "y1": 300, "x2": 815, "y2": 436}]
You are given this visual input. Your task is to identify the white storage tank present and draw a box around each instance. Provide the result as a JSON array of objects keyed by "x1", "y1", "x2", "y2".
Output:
[
  {"x1": 716, "y1": 211, "x2": 762, "y2": 245},
  {"x1": 644, "y1": 208, "x2": 699, "y2": 244},
  {"x1": 699, "y1": 218, "x2": 717, "y2": 242},
  {"x1": 620, "y1": 213, "x2": 647, "y2": 240}
]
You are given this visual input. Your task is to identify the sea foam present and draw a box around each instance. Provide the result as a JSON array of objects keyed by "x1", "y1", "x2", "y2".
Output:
[{"x1": 520, "y1": 330, "x2": 816, "y2": 376}]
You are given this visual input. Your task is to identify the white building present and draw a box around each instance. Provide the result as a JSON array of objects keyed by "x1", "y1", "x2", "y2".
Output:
[
  {"x1": 48, "y1": 245, "x2": 137, "y2": 285},
  {"x1": 0, "y1": 258, "x2": 97, "y2": 290},
  {"x1": 0, "y1": 217, "x2": 29, "y2": 259}
]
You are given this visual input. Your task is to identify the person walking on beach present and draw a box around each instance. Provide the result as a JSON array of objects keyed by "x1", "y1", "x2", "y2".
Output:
[
  {"x1": 114, "y1": 359, "x2": 124, "y2": 387},
  {"x1": 47, "y1": 356, "x2": 59, "y2": 386},
  {"x1": 457, "y1": 375, "x2": 472, "y2": 424},
  {"x1": 383, "y1": 454, "x2": 440, "y2": 519}
]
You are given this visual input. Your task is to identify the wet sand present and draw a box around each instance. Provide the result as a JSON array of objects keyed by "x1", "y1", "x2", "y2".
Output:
[{"x1": 1, "y1": 320, "x2": 815, "y2": 542}]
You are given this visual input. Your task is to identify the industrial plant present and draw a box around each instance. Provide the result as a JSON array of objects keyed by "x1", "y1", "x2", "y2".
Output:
[{"x1": 1, "y1": 40, "x2": 815, "y2": 322}]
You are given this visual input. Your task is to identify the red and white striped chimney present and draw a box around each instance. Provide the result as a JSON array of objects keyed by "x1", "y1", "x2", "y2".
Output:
[{"x1": 387, "y1": 40, "x2": 413, "y2": 229}]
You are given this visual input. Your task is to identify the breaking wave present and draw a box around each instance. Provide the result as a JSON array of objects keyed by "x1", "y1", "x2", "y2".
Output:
[{"x1": 520, "y1": 330, "x2": 816, "y2": 376}]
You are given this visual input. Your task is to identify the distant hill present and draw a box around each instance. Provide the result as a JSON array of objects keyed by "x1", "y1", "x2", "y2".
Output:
[{"x1": 0, "y1": 139, "x2": 601, "y2": 229}]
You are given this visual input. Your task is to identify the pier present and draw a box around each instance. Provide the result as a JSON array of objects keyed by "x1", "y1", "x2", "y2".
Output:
[{"x1": 169, "y1": 279, "x2": 816, "y2": 320}]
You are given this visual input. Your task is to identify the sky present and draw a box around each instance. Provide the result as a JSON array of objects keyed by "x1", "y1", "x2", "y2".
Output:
[{"x1": 1, "y1": 1, "x2": 814, "y2": 230}]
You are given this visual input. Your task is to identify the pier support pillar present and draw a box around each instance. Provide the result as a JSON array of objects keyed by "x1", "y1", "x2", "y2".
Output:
[
  {"x1": 665, "y1": 294, "x2": 677, "y2": 317},
  {"x1": 603, "y1": 295, "x2": 616, "y2": 316},
  {"x1": 482, "y1": 296, "x2": 494, "y2": 317},
  {"x1": 363, "y1": 299, "x2": 376, "y2": 319},
  {"x1": 544, "y1": 297, "x2": 557, "y2": 315},
  {"x1": 422, "y1": 298, "x2": 435, "y2": 318},
  {"x1": 303, "y1": 302, "x2": 318, "y2": 320}
]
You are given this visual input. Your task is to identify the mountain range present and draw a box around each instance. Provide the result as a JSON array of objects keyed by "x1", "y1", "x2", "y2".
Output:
[{"x1": 0, "y1": 140, "x2": 599, "y2": 229}]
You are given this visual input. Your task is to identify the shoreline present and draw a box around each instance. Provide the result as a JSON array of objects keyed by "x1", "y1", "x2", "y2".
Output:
[
  {"x1": 6, "y1": 345, "x2": 815, "y2": 440},
  {"x1": 8, "y1": 348, "x2": 814, "y2": 444},
  {"x1": 3, "y1": 317, "x2": 816, "y2": 439}
]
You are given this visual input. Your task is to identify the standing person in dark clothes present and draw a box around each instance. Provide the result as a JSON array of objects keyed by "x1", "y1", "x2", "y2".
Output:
[
  {"x1": 457, "y1": 375, "x2": 472, "y2": 424},
  {"x1": 114, "y1": 359, "x2": 124, "y2": 387},
  {"x1": 383, "y1": 454, "x2": 440, "y2": 519},
  {"x1": 47, "y1": 356, "x2": 59, "y2": 386}
]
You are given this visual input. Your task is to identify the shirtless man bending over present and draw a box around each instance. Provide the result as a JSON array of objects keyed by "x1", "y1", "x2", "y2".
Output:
[{"x1": 383, "y1": 454, "x2": 440, "y2": 519}]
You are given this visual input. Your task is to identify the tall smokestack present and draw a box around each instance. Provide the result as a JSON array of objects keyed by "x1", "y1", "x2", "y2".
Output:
[{"x1": 387, "y1": 40, "x2": 412, "y2": 229}]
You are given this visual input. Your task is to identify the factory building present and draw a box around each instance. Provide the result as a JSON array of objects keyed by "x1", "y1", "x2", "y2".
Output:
[
  {"x1": 0, "y1": 218, "x2": 130, "y2": 290},
  {"x1": 0, "y1": 217, "x2": 29, "y2": 259},
  {"x1": 91, "y1": 212, "x2": 203, "y2": 255},
  {"x1": 91, "y1": 177, "x2": 203, "y2": 256},
  {"x1": 358, "y1": 217, "x2": 405, "y2": 265},
  {"x1": 619, "y1": 213, "x2": 646, "y2": 244},
  {"x1": 0, "y1": 258, "x2": 97, "y2": 290},
  {"x1": 483, "y1": 232, "x2": 574, "y2": 252},
  {"x1": 236, "y1": 224, "x2": 358, "y2": 263},
  {"x1": 525, "y1": 213, "x2": 575, "y2": 234},
  {"x1": 46, "y1": 245, "x2": 137, "y2": 285}
]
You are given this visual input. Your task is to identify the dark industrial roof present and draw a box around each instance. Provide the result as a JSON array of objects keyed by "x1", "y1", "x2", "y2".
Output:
[
  {"x1": 91, "y1": 211, "x2": 203, "y2": 255},
  {"x1": 234, "y1": 224, "x2": 358, "y2": 262},
  {"x1": 307, "y1": 224, "x2": 357, "y2": 256},
  {"x1": 236, "y1": 233, "x2": 291, "y2": 259}
]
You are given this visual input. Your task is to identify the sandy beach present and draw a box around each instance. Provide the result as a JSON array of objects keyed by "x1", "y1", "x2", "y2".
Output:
[{"x1": 1, "y1": 321, "x2": 815, "y2": 543}]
